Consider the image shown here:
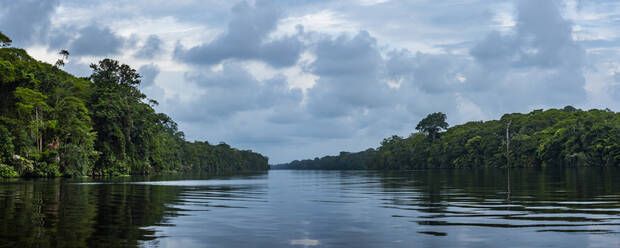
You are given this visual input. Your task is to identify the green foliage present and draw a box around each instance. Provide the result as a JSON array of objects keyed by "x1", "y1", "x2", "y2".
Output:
[
  {"x1": 274, "y1": 149, "x2": 375, "y2": 170},
  {"x1": 32, "y1": 161, "x2": 61, "y2": 177},
  {"x1": 282, "y1": 108, "x2": 619, "y2": 170},
  {"x1": 0, "y1": 125, "x2": 14, "y2": 164},
  {"x1": 0, "y1": 32, "x2": 11, "y2": 47},
  {"x1": 416, "y1": 112, "x2": 449, "y2": 140},
  {"x1": 0, "y1": 164, "x2": 17, "y2": 177},
  {"x1": 55, "y1": 97, "x2": 97, "y2": 176},
  {"x1": 0, "y1": 47, "x2": 269, "y2": 177},
  {"x1": 12, "y1": 156, "x2": 34, "y2": 175},
  {"x1": 374, "y1": 108, "x2": 619, "y2": 169}
]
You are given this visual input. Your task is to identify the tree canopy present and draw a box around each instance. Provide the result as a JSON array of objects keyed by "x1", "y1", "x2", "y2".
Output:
[
  {"x1": 0, "y1": 32, "x2": 11, "y2": 47},
  {"x1": 0, "y1": 46, "x2": 268, "y2": 177},
  {"x1": 280, "y1": 108, "x2": 619, "y2": 170},
  {"x1": 415, "y1": 112, "x2": 448, "y2": 140}
]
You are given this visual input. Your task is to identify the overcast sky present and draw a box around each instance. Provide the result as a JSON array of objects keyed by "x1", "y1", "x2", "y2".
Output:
[{"x1": 1, "y1": 0, "x2": 619, "y2": 163}]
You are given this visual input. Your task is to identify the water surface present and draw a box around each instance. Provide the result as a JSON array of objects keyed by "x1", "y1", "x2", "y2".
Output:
[{"x1": 1, "y1": 168, "x2": 619, "y2": 247}]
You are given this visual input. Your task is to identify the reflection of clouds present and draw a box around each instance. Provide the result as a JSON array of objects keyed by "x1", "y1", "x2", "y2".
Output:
[{"x1": 290, "y1": 239, "x2": 320, "y2": 246}]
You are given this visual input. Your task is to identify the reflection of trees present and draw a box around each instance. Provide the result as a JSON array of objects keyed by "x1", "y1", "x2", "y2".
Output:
[
  {"x1": 376, "y1": 168, "x2": 620, "y2": 210},
  {"x1": 0, "y1": 179, "x2": 183, "y2": 247},
  {"x1": 0, "y1": 172, "x2": 268, "y2": 247},
  {"x1": 375, "y1": 168, "x2": 620, "y2": 233}
]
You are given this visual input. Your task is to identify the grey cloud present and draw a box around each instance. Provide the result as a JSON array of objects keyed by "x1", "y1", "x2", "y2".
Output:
[
  {"x1": 614, "y1": 72, "x2": 620, "y2": 99},
  {"x1": 387, "y1": 49, "x2": 488, "y2": 94},
  {"x1": 465, "y1": 0, "x2": 587, "y2": 111},
  {"x1": 579, "y1": 38, "x2": 620, "y2": 49},
  {"x1": 138, "y1": 64, "x2": 160, "y2": 88},
  {"x1": 48, "y1": 30, "x2": 74, "y2": 51},
  {"x1": 470, "y1": 31, "x2": 517, "y2": 67},
  {"x1": 411, "y1": 52, "x2": 469, "y2": 93},
  {"x1": 0, "y1": 0, "x2": 59, "y2": 45},
  {"x1": 63, "y1": 61, "x2": 93, "y2": 78},
  {"x1": 125, "y1": 34, "x2": 140, "y2": 49},
  {"x1": 472, "y1": 0, "x2": 584, "y2": 69},
  {"x1": 70, "y1": 24, "x2": 125, "y2": 56},
  {"x1": 306, "y1": 31, "x2": 394, "y2": 118},
  {"x1": 379, "y1": 0, "x2": 588, "y2": 123},
  {"x1": 174, "y1": 0, "x2": 303, "y2": 68},
  {"x1": 513, "y1": 0, "x2": 583, "y2": 68},
  {"x1": 167, "y1": 62, "x2": 302, "y2": 123},
  {"x1": 310, "y1": 31, "x2": 381, "y2": 76},
  {"x1": 259, "y1": 35, "x2": 303, "y2": 67},
  {"x1": 134, "y1": 35, "x2": 163, "y2": 59}
]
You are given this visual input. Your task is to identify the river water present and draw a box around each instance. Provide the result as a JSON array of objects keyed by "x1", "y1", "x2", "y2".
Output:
[{"x1": 1, "y1": 168, "x2": 619, "y2": 247}]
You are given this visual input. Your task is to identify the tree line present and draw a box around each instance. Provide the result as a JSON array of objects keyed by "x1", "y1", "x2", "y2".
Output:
[
  {"x1": 273, "y1": 149, "x2": 376, "y2": 170},
  {"x1": 275, "y1": 107, "x2": 619, "y2": 170},
  {"x1": 0, "y1": 32, "x2": 268, "y2": 177}
]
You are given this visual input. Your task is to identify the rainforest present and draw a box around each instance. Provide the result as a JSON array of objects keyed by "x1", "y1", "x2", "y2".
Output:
[
  {"x1": 275, "y1": 107, "x2": 619, "y2": 170},
  {"x1": 0, "y1": 36, "x2": 268, "y2": 178}
]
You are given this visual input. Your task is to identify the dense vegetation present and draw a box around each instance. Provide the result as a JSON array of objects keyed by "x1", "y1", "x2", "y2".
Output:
[
  {"x1": 0, "y1": 34, "x2": 268, "y2": 177},
  {"x1": 275, "y1": 107, "x2": 619, "y2": 170},
  {"x1": 273, "y1": 149, "x2": 376, "y2": 170}
]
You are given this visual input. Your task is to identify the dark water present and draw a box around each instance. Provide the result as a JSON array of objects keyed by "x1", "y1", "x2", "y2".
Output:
[{"x1": 1, "y1": 168, "x2": 620, "y2": 247}]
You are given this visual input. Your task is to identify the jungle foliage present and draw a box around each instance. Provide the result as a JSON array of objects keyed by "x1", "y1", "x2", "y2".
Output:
[
  {"x1": 0, "y1": 43, "x2": 268, "y2": 177},
  {"x1": 273, "y1": 149, "x2": 376, "y2": 170},
  {"x1": 277, "y1": 107, "x2": 619, "y2": 170}
]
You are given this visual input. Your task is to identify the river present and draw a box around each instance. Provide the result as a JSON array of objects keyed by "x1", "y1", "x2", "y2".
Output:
[{"x1": 1, "y1": 168, "x2": 619, "y2": 247}]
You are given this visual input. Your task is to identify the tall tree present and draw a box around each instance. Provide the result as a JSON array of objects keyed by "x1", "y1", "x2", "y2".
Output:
[
  {"x1": 54, "y1": 50, "x2": 70, "y2": 68},
  {"x1": 88, "y1": 59, "x2": 147, "y2": 175},
  {"x1": 14, "y1": 87, "x2": 51, "y2": 154},
  {"x1": 416, "y1": 112, "x2": 449, "y2": 140},
  {"x1": 56, "y1": 97, "x2": 96, "y2": 175}
]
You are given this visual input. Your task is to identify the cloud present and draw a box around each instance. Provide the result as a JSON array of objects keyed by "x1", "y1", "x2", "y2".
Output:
[
  {"x1": 10, "y1": 0, "x2": 618, "y2": 163},
  {"x1": 0, "y1": 0, "x2": 59, "y2": 45},
  {"x1": 69, "y1": 24, "x2": 125, "y2": 56},
  {"x1": 466, "y1": 0, "x2": 587, "y2": 111},
  {"x1": 166, "y1": 0, "x2": 594, "y2": 162},
  {"x1": 471, "y1": 0, "x2": 584, "y2": 68},
  {"x1": 174, "y1": 0, "x2": 303, "y2": 68},
  {"x1": 63, "y1": 61, "x2": 93, "y2": 78},
  {"x1": 138, "y1": 64, "x2": 160, "y2": 88},
  {"x1": 166, "y1": 62, "x2": 302, "y2": 123},
  {"x1": 134, "y1": 35, "x2": 163, "y2": 59},
  {"x1": 613, "y1": 72, "x2": 620, "y2": 99},
  {"x1": 306, "y1": 31, "x2": 393, "y2": 118}
]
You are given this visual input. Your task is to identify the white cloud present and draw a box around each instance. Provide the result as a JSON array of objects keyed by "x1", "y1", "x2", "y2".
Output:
[{"x1": 276, "y1": 10, "x2": 360, "y2": 37}]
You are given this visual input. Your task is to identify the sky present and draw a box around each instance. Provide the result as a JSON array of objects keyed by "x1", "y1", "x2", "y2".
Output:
[{"x1": 0, "y1": 0, "x2": 619, "y2": 163}]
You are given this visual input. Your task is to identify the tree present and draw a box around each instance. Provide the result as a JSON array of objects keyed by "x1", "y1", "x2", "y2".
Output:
[
  {"x1": 88, "y1": 59, "x2": 145, "y2": 175},
  {"x1": 0, "y1": 32, "x2": 11, "y2": 47},
  {"x1": 56, "y1": 97, "x2": 97, "y2": 176},
  {"x1": 562, "y1": 105, "x2": 578, "y2": 113},
  {"x1": 54, "y1": 49, "x2": 70, "y2": 67},
  {"x1": 14, "y1": 87, "x2": 51, "y2": 153},
  {"x1": 416, "y1": 112, "x2": 449, "y2": 140},
  {"x1": 0, "y1": 124, "x2": 14, "y2": 164}
]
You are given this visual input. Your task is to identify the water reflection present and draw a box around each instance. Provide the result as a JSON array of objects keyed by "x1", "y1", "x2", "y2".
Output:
[{"x1": 0, "y1": 168, "x2": 619, "y2": 247}]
